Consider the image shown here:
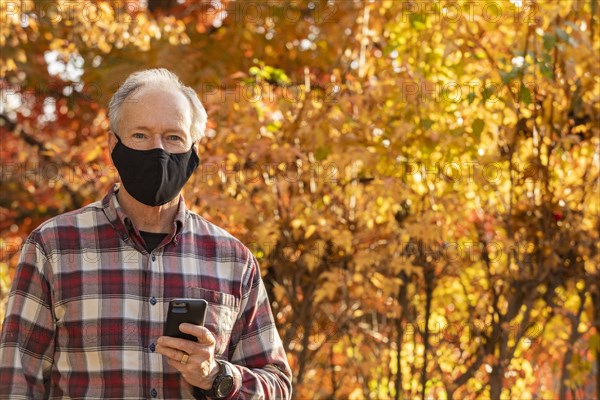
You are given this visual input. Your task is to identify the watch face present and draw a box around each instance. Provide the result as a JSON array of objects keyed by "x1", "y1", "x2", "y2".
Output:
[{"x1": 216, "y1": 376, "x2": 234, "y2": 397}]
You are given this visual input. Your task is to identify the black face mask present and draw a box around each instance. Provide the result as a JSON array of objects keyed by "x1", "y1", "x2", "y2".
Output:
[{"x1": 110, "y1": 135, "x2": 200, "y2": 206}]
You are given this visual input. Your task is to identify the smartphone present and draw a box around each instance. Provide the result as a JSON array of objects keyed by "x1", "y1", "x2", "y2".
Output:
[{"x1": 164, "y1": 298, "x2": 208, "y2": 342}]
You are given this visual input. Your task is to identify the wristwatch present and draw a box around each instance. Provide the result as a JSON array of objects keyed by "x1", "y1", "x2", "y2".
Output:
[{"x1": 203, "y1": 360, "x2": 235, "y2": 399}]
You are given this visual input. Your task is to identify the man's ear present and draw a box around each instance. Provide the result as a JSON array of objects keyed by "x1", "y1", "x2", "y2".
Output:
[{"x1": 108, "y1": 130, "x2": 118, "y2": 153}]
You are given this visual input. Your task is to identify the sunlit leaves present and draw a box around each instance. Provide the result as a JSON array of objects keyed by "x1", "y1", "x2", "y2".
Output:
[{"x1": 1, "y1": 0, "x2": 599, "y2": 398}]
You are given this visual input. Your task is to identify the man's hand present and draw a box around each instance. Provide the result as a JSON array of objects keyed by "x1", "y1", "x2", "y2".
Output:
[{"x1": 156, "y1": 323, "x2": 219, "y2": 390}]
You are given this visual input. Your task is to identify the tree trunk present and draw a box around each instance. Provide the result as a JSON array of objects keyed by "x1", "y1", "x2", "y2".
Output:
[
  {"x1": 420, "y1": 268, "x2": 433, "y2": 399},
  {"x1": 559, "y1": 290, "x2": 587, "y2": 399},
  {"x1": 592, "y1": 288, "x2": 600, "y2": 400},
  {"x1": 394, "y1": 274, "x2": 408, "y2": 400},
  {"x1": 329, "y1": 345, "x2": 339, "y2": 399},
  {"x1": 489, "y1": 363, "x2": 503, "y2": 399},
  {"x1": 559, "y1": 345, "x2": 574, "y2": 400},
  {"x1": 596, "y1": 343, "x2": 600, "y2": 400},
  {"x1": 295, "y1": 304, "x2": 314, "y2": 385}
]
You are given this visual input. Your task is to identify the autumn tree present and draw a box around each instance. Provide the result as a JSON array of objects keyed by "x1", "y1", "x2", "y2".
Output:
[{"x1": 1, "y1": 1, "x2": 598, "y2": 398}]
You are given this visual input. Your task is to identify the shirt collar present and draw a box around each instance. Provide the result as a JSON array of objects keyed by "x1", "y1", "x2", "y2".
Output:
[{"x1": 102, "y1": 183, "x2": 187, "y2": 244}]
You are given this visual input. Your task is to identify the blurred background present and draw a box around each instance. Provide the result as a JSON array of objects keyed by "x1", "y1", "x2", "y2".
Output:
[{"x1": 1, "y1": 0, "x2": 599, "y2": 398}]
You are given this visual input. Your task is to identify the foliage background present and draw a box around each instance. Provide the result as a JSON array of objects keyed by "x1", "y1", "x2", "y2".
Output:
[{"x1": 1, "y1": 0, "x2": 599, "y2": 398}]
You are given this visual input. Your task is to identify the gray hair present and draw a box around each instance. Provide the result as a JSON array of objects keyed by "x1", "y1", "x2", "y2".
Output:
[{"x1": 108, "y1": 68, "x2": 207, "y2": 142}]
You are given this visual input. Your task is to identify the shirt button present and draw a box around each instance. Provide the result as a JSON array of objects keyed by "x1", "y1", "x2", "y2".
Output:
[
  {"x1": 149, "y1": 343, "x2": 156, "y2": 352},
  {"x1": 150, "y1": 388, "x2": 158, "y2": 397},
  {"x1": 150, "y1": 296, "x2": 157, "y2": 305},
  {"x1": 151, "y1": 254, "x2": 156, "y2": 261}
]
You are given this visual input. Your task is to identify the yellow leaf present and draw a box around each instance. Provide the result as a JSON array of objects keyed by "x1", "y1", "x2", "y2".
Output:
[
  {"x1": 304, "y1": 225, "x2": 316, "y2": 239},
  {"x1": 272, "y1": 284, "x2": 287, "y2": 303},
  {"x1": 5, "y1": 58, "x2": 16, "y2": 71},
  {"x1": 313, "y1": 278, "x2": 338, "y2": 303},
  {"x1": 15, "y1": 49, "x2": 26, "y2": 63},
  {"x1": 590, "y1": 334, "x2": 600, "y2": 353},
  {"x1": 83, "y1": 146, "x2": 101, "y2": 163},
  {"x1": 304, "y1": 253, "x2": 317, "y2": 272}
]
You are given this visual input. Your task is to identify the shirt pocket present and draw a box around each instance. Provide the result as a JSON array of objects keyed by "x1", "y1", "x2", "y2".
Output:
[{"x1": 186, "y1": 286, "x2": 240, "y2": 358}]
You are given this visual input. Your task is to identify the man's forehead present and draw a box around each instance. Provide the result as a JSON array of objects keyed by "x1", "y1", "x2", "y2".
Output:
[
  {"x1": 121, "y1": 85, "x2": 192, "y2": 120},
  {"x1": 126, "y1": 85, "x2": 188, "y2": 107}
]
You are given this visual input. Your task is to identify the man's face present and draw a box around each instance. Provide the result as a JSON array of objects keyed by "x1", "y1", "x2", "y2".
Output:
[{"x1": 110, "y1": 84, "x2": 194, "y2": 154}]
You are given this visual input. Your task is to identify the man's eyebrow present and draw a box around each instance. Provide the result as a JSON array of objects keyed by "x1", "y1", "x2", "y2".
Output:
[
  {"x1": 130, "y1": 125, "x2": 151, "y2": 132},
  {"x1": 163, "y1": 129, "x2": 187, "y2": 135}
]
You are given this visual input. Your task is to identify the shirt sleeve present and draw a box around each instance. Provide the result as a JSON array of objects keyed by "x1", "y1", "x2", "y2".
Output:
[
  {"x1": 0, "y1": 233, "x2": 56, "y2": 399},
  {"x1": 194, "y1": 253, "x2": 292, "y2": 400}
]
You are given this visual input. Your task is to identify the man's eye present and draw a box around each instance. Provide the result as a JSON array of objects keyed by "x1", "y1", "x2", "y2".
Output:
[
  {"x1": 168, "y1": 135, "x2": 183, "y2": 141},
  {"x1": 133, "y1": 133, "x2": 146, "y2": 139}
]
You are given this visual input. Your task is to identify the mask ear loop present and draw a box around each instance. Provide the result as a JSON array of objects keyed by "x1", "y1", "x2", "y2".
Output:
[{"x1": 189, "y1": 138, "x2": 201, "y2": 156}]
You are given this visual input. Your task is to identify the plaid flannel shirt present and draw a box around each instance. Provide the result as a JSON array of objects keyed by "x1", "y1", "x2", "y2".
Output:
[{"x1": 0, "y1": 184, "x2": 292, "y2": 399}]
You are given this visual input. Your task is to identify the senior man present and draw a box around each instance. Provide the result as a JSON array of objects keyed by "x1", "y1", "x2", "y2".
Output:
[{"x1": 0, "y1": 68, "x2": 292, "y2": 399}]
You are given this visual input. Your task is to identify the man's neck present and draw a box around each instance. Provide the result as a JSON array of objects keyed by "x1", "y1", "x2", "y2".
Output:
[{"x1": 116, "y1": 186, "x2": 179, "y2": 233}]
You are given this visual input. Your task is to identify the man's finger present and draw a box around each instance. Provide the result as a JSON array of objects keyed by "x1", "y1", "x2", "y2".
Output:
[
  {"x1": 157, "y1": 337, "x2": 199, "y2": 357},
  {"x1": 178, "y1": 324, "x2": 216, "y2": 345},
  {"x1": 157, "y1": 336, "x2": 189, "y2": 349},
  {"x1": 155, "y1": 342, "x2": 185, "y2": 360}
]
